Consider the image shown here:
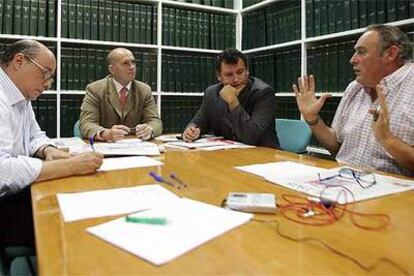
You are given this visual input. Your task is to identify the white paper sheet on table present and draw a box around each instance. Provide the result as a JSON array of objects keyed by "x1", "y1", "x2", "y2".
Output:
[
  {"x1": 50, "y1": 137, "x2": 90, "y2": 154},
  {"x1": 87, "y1": 198, "x2": 252, "y2": 266},
  {"x1": 57, "y1": 184, "x2": 179, "y2": 222},
  {"x1": 98, "y1": 156, "x2": 163, "y2": 171},
  {"x1": 236, "y1": 161, "x2": 414, "y2": 203},
  {"x1": 94, "y1": 139, "x2": 160, "y2": 156},
  {"x1": 166, "y1": 138, "x2": 252, "y2": 151}
]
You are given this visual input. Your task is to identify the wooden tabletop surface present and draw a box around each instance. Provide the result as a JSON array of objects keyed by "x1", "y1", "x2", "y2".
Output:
[{"x1": 31, "y1": 147, "x2": 414, "y2": 275}]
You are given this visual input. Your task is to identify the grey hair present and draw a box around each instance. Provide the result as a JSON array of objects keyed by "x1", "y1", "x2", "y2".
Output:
[
  {"x1": 1, "y1": 39, "x2": 41, "y2": 66},
  {"x1": 367, "y1": 24, "x2": 412, "y2": 63}
]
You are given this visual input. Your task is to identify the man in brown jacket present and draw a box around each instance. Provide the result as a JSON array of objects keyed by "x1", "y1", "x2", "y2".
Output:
[{"x1": 80, "y1": 48, "x2": 162, "y2": 141}]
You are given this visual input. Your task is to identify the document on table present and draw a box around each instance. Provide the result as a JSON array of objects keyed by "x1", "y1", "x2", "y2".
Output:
[
  {"x1": 50, "y1": 137, "x2": 90, "y2": 154},
  {"x1": 236, "y1": 161, "x2": 414, "y2": 203},
  {"x1": 57, "y1": 184, "x2": 179, "y2": 222},
  {"x1": 87, "y1": 198, "x2": 252, "y2": 266},
  {"x1": 98, "y1": 156, "x2": 163, "y2": 171},
  {"x1": 94, "y1": 139, "x2": 160, "y2": 156},
  {"x1": 165, "y1": 138, "x2": 254, "y2": 151}
]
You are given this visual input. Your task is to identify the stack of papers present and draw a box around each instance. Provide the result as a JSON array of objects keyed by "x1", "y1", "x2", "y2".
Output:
[
  {"x1": 98, "y1": 156, "x2": 163, "y2": 172},
  {"x1": 52, "y1": 137, "x2": 160, "y2": 156},
  {"x1": 94, "y1": 139, "x2": 160, "y2": 156},
  {"x1": 236, "y1": 161, "x2": 414, "y2": 203},
  {"x1": 87, "y1": 198, "x2": 252, "y2": 265},
  {"x1": 57, "y1": 184, "x2": 252, "y2": 266},
  {"x1": 166, "y1": 138, "x2": 254, "y2": 151},
  {"x1": 50, "y1": 137, "x2": 90, "y2": 154},
  {"x1": 57, "y1": 184, "x2": 179, "y2": 222}
]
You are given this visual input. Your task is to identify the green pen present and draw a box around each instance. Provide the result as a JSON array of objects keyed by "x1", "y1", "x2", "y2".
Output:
[{"x1": 125, "y1": 216, "x2": 167, "y2": 225}]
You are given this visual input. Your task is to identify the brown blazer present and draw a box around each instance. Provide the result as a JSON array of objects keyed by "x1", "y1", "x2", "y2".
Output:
[{"x1": 79, "y1": 75, "x2": 162, "y2": 139}]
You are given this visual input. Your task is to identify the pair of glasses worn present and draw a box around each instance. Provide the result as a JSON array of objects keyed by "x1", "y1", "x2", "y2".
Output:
[
  {"x1": 318, "y1": 168, "x2": 377, "y2": 189},
  {"x1": 23, "y1": 53, "x2": 54, "y2": 81}
]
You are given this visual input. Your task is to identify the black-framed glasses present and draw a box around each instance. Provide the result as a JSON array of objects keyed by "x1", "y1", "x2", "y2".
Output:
[
  {"x1": 318, "y1": 168, "x2": 377, "y2": 189},
  {"x1": 23, "y1": 54, "x2": 54, "y2": 81}
]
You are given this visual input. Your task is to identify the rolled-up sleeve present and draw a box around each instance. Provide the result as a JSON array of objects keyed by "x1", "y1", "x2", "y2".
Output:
[{"x1": 0, "y1": 153, "x2": 42, "y2": 197}]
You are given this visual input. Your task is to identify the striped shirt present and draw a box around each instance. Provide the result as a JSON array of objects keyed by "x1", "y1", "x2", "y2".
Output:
[
  {"x1": 332, "y1": 62, "x2": 414, "y2": 176},
  {"x1": 0, "y1": 67, "x2": 53, "y2": 197}
]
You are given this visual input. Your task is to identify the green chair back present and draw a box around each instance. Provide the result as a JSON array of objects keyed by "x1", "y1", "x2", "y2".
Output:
[{"x1": 275, "y1": 119, "x2": 312, "y2": 153}]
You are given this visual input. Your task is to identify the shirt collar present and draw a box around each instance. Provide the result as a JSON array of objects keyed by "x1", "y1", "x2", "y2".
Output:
[
  {"x1": 361, "y1": 63, "x2": 412, "y2": 98},
  {"x1": 0, "y1": 67, "x2": 27, "y2": 106},
  {"x1": 380, "y1": 62, "x2": 412, "y2": 92},
  {"x1": 112, "y1": 79, "x2": 132, "y2": 94}
]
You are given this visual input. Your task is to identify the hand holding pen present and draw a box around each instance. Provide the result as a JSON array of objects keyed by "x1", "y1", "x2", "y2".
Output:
[{"x1": 134, "y1": 124, "x2": 153, "y2": 140}]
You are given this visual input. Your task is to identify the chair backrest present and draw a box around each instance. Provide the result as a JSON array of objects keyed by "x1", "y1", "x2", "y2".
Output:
[
  {"x1": 73, "y1": 120, "x2": 82, "y2": 138},
  {"x1": 275, "y1": 119, "x2": 312, "y2": 153}
]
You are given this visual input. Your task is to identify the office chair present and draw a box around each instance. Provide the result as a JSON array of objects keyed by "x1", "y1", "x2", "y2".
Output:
[
  {"x1": 275, "y1": 119, "x2": 312, "y2": 153},
  {"x1": 73, "y1": 120, "x2": 82, "y2": 138},
  {"x1": 9, "y1": 256, "x2": 36, "y2": 276}
]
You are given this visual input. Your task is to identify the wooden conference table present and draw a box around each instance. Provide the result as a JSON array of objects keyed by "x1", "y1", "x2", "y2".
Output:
[{"x1": 31, "y1": 146, "x2": 414, "y2": 275}]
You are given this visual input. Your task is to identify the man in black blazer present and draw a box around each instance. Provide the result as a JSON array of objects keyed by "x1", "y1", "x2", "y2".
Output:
[{"x1": 183, "y1": 49, "x2": 279, "y2": 148}]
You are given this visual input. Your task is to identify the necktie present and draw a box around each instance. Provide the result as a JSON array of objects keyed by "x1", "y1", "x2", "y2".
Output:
[{"x1": 119, "y1": 86, "x2": 128, "y2": 110}]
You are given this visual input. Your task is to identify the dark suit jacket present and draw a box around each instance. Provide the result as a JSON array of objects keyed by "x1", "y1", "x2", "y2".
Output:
[
  {"x1": 79, "y1": 75, "x2": 162, "y2": 138},
  {"x1": 187, "y1": 77, "x2": 279, "y2": 148}
]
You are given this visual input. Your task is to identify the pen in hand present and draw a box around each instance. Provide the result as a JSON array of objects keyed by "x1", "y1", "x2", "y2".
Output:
[{"x1": 89, "y1": 136, "x2": 95, "y2": 152}]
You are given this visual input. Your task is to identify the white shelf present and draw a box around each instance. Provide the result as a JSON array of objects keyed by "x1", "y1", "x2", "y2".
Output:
[
  {"x1": 60, "y1": 38, "x2": 158, "y2": 49},
  {"x1": 162, "y1": 0, "x2": 238, "y2": 14},
  {"x1": 243, "y1": 40, "x2": 301, "y2": 53},
  {"x1": 0, "y1": 34, "x2": 57, "y2": 42},
  {"x1": 305, "y1": 18, "x2": 414, "y2": 43},
  {"x1": 241, "y1": 0, "x2": 279, "y2": 13},
  {"x1": 161, "y1": 45, "x2": 221, "y2": 54},
  {"x1": 160, "y1": 92, "x2": 204, "y2": 96},
  {"x1": 58, "y1": 90, "x2": 86, "y2": 95}
]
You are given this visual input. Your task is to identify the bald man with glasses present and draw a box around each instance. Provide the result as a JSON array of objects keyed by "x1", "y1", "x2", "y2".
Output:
[{"x1": 0, "y1": 39, "x2": 103, "y2": 247}]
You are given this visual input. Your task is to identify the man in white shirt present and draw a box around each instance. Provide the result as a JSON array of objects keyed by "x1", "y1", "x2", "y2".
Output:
[
  {"x1": 0, "y1": 39, "x2": 103, "y2": 247},
  {"x1": 293, "y1": 25, "x2": 414, "y2": 176}
]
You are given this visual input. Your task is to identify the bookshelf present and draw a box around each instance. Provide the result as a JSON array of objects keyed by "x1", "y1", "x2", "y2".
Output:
[{"x1": 0, "y1": 0, "x2": 412, "y2": 153}]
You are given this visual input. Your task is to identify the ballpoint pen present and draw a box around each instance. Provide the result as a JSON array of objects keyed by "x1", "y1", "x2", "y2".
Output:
[
  {"x1": 149, "y1": 172, "x2": 179, "y2": 189},
  {"x1": 89, "y1": 136, "x2": 95, "y2": 152},
  {"x1": 170, "y1": 173, "x2": 187, "y2": 188}
]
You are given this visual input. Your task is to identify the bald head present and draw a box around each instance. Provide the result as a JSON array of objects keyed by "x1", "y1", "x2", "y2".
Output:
[
  {"x1": 107, "y1": 48, "x2": 137, "y2": 85},
  {"x1": 107, "y1": 48, "x2": 134, "y2": 65}
]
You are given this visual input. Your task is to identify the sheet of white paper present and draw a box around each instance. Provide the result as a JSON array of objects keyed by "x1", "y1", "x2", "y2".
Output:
[
  {"x1": 167, "y1": 139, "x2": 251, "y2": 150},
  {"x1": 50, "y1": 137, "x2": 91, "y2": 154},
  {"x1": 236, "y1": 161, "x2": 414, "y2": 203},
  {"x1": 236, "y1": 161, "x2": 327, "y2": 180},
  {"x1": 98, "y1": 156, "x2": 163, "y2": 171},
  {"x1": 93, "y1": 141, "x2": 160, "y2": 156},
  {"x1": 155, "y1": 135, "x2": 180, "y2": 142},
  {"x1": 57, "y1": 184, "x2": 179, "y2": 222},
  {"x1": 87, "y1": 198, "x2": 252, "y2": 265}
]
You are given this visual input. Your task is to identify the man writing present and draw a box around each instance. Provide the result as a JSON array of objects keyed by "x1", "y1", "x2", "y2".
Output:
[
  {"x1": 80, "y1": 48, "x2": 162, "y2": 141},
  {"x1": 293, "y1": 25, "x2": 413, "y2": 176},
  {"x1": 183, "y1": 48, "x2": 278, "y2": 148},
  {"x1": 0, "y1": 39, "x2": 103, "y2": 246}
]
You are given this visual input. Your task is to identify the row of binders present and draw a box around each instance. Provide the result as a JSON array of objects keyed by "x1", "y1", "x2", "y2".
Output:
[
  {"x1": 306, "y1": 0, "x2": 414, "y2": 37},
  {"x1": 162, "y1": 7, "x2": 236, "y2": 50},
  {"x1": 243, "y1": 1, "x2": 301, "y2": 49},
  {"x1": 61, "y1": 47, "x2": 157, "y2": 91},
  {"x1": 162, "y1": 53, "x2": 217, "y2": 93},
  {"x1": 0, "y1": 0, "x2": 56, "y2": 37},
  {"x1": 61, "y1": 0, "x2": 157, "y2": 44}
]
